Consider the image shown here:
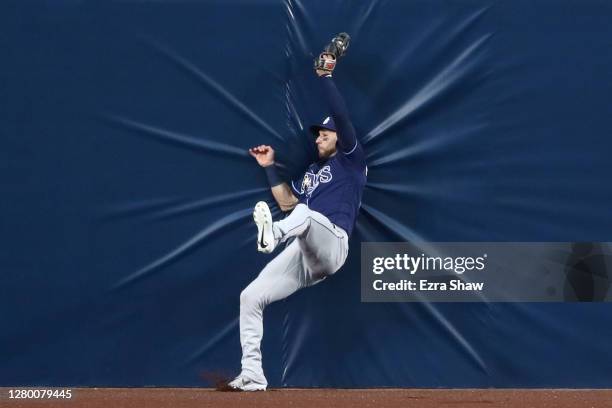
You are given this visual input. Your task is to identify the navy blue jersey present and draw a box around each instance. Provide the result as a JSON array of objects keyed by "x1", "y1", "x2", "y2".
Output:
[
  {"x1": 291, "y1": 144, "x2": 366, "y2": 236},
  {"x1": 291, "y1": 76, "x2": 367, "y2": 236}
]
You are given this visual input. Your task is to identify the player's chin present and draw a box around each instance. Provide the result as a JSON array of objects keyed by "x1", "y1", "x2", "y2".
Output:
[{"x1": 318, "y1": 149, "x2": 331, "y2": 159}]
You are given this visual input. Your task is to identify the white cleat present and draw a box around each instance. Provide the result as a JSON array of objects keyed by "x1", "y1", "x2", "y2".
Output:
[
  {"x1": 253, "y1": 201, "x2": 275, "y2": 254},
  {"x1": 227, "y1": 375, "x2": 267, "y2": 392}
]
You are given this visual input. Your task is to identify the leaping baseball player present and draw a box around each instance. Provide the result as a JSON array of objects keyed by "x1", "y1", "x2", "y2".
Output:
[{"x1": 227, "y1": 33, "x2": 367, "y2": 391}]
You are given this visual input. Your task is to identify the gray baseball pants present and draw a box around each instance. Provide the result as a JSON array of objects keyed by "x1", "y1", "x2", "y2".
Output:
[{"x1": 239, "y1": 203, "x2": 349, "y2": 385}]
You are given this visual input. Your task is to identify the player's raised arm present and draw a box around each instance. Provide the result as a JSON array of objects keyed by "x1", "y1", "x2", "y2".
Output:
[
  {"x1": 317, "y1": 75, "x2": 357, "y2": 153},
  {"x1": 248, "y1": 145, "x2": 299, "y2": 212},
  {"x1": 314, "y1": 33, "x2": 361, "y2": 156}
]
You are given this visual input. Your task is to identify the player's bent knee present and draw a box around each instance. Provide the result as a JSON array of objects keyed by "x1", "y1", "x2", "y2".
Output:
[
  {"x1": 240, "y1": 288, "x2": 265, "y2": 311},
  {"x1": 239, "y1": 288, "x2": 254, "y2": 306}
]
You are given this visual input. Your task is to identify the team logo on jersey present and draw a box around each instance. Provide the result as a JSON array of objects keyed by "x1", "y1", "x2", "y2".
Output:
[
  {"x1": 318, "y1": 166, "x2": 332, "y2": 183},
  {"x1": 300, "y1": 165, "x2": 333, "y2": 196}
]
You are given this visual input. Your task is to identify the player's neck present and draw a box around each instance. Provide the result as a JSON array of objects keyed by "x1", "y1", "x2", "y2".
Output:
[{"x1": 317, "y1": 150, "x2": 336, "y2": 164}]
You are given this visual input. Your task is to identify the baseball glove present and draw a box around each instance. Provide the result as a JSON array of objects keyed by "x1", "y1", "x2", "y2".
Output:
[{"x1": 314, "y1": 32, "x2": 351, "y2": 74}]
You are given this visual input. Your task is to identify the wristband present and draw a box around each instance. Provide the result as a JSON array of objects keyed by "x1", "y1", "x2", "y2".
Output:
[{"x1": 264, "y1": 164, "x2": 283, "y2": 187}]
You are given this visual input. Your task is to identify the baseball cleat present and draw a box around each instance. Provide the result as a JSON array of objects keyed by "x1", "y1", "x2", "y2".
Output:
[
  {"x1": 227, "y1": 375, "x2": 267, "y2": 392},
  {"x1": 253, "y1": 201, "x2": 275, "y2": 253}
]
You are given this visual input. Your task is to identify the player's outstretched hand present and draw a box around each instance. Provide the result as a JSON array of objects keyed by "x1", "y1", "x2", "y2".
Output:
[
  {"x1": 314, "y1": 32, "x2": 350, "y2": 77},
  {"x1": 249, "y1": 145, "x2": 275, "y2": 167},
  {"x1": 315, "y1": 53, "x2": 335, "y2": 77}
]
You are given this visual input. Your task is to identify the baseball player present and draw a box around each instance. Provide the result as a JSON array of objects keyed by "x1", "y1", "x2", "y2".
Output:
[{"x1": 227, "y1": 34, "x2": 366, "y2": 391}]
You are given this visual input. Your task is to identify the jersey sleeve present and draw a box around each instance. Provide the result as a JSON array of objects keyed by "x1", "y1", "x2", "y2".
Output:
[
  {"x1": 290, "y1": 176, "x2": 305, "y2": 201},
  {"x1": 320, "y1": 76, "x2": 366, "y2": 169}
]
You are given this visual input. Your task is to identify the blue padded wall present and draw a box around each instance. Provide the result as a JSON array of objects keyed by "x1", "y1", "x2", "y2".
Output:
[{"x1": 2, "y1": 0, "x2": 611, "y2": 387}]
